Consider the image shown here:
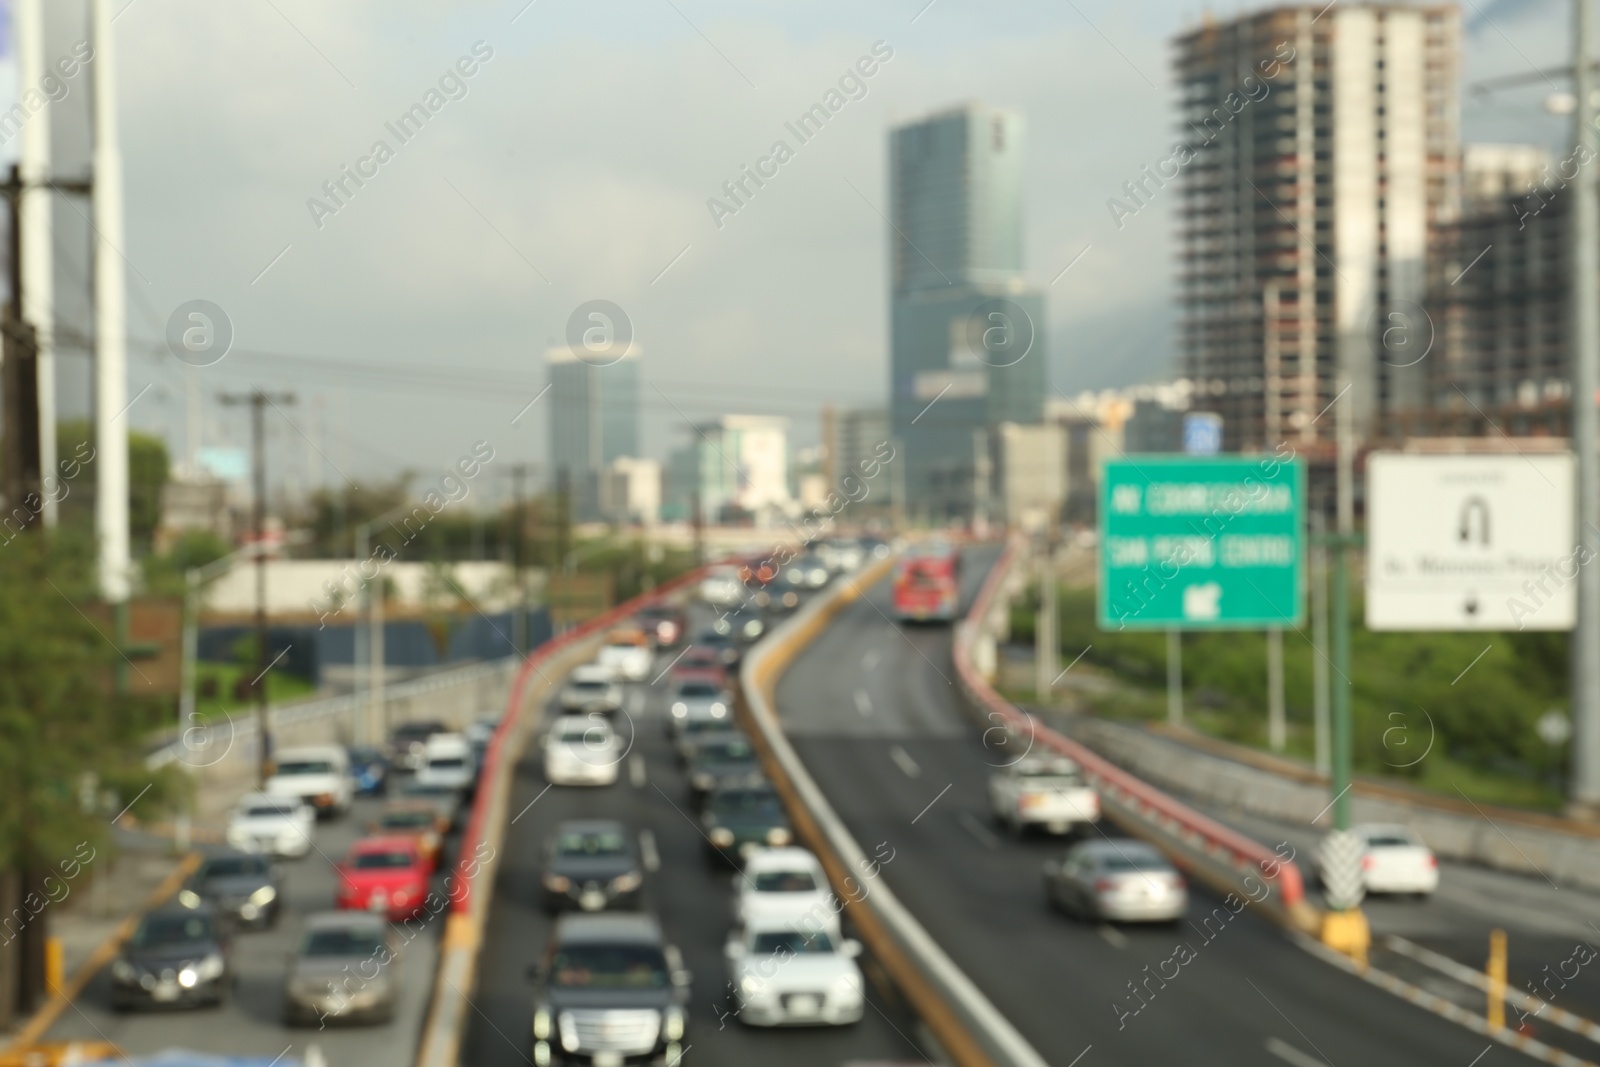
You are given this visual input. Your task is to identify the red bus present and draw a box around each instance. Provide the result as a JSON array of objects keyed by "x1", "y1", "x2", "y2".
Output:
[{"x1": 891, "y1": 547, "x2": 960, "y2": 622}]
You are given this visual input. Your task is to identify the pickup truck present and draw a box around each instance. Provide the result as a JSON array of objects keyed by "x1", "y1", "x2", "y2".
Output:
[{"x1": 987, "y1": 755, "x2": 1100, "y2": 836}]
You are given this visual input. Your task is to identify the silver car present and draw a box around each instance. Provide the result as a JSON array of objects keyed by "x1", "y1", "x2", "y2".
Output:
[
  {"x1": 283, "y1": 912, "x2": 401, "y2": 1026},
  {"x1": 665, "y1": 678, "x2": 732, "y2": 738},
  {"x1": 1043, "y1": 840, "x2": 1187, "y2": 923}
]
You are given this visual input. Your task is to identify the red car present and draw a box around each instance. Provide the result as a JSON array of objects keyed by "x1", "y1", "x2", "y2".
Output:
[
  {"x1": 671, "y1": 648, "x2": 727, "y2": 687},
  {"x1": 335, "y1": 836, "x2": 430, "y2": 921}
]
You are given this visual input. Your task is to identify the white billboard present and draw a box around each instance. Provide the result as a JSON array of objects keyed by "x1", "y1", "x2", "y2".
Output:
[{"x1": 1366, "y1": 452, "x2": 1577, "y2": 631}]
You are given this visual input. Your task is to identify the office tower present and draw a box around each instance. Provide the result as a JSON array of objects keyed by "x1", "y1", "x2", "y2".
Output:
[
  {"x1": 889, "y1": 103, "x2": 1047, "y2": 522},
  {"x1": 663, "y1": 416, "x2": 790, "y2": 524},
  {"x1": 546, "y1": 344, "x2": 640, "y2": 521},
  {"x1": 1173, "y1": 4, "x2": 1460, "y2": 451}
]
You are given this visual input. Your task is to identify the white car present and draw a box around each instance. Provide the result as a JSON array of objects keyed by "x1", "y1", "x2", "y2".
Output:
[
  {"x1": 988, "y1": 755, "x2": 1099, "y2": 836},
  {"x1": 725, "y1": 918, "x2": 864, "y2": 1027},
  {"x1": 666, "y1": 678, "x2": 731, "y2": 738},
  {"x1": 734, "y1": 848, "x2": 839, "y2": 937},
  {"x1": 266, "y1": 744, "x2": 353, "y2": 818},
  {"x1": 226, "y1": 793, "x2": 314, "y2": 858},
  {"x1": 543, "y1": 715, "x2": 622, "y2": 787},
  {"x1": 700, "y1": 565, "x2": 744, "y2": 607},
  {"x1": 1326, "y1": 824, "x2": 1439, "y2": 897},
  {"x1": 559, "y1": 664, "x2": 625, "y2": 714},
  {"x1": 415, "y1": 733, "x2": 476, "y2": 792},
  {"x1": 597, "y1": 630, "x2": 654, "y2": 683}
]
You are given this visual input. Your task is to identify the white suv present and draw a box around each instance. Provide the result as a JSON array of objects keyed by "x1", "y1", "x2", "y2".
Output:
[
  {"x1": 226, "y1": 793, "x2": 314, "y2": 858},
  {"x1": 416, "y1": 733, "x2": 477, "y2": 792},
  {"x1": 265, "y1": 744, "x2": 353, "y2": 818}
]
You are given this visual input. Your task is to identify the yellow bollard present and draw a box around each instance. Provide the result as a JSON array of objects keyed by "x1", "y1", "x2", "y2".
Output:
[
  {"x1": 44, "y1": 935, "x2": 64, "y2": 993},
  {"x1": 1487, "y1": 928, "x2": 1507, "y2": 1031}
]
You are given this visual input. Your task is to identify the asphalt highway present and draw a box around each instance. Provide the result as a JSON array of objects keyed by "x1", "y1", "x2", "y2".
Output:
[{"x1": 775, "y1": 547, "x2": 1517, "y2": 1067}]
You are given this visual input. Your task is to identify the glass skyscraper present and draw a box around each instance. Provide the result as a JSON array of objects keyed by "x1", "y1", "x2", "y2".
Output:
[
  {"x1": 888, "y1": 103, "x2": 1046, "y2": 522},
  {"x1": 547, "y1": 345, "x2": 640, "y2": 521}
]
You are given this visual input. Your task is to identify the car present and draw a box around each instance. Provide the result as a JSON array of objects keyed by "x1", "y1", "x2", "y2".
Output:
[
  {"x1": 388, "y1": 720, "x2": 448, "y2": 771},
  {"x1": 464, "y1": 713, "x2": 501, "y2": 768},
  {"x1": 541, "y1": 820, "x2": 645, "y2": 913},
  {"x1": 415, "y1": 733, "x2": 477, "y2": 794},
  {"x1": 527, "y1": 913, "x2": 689, "y2": 1067},
  {"x1": 283, "y1": 911, "x2": 401, "y2": 1027},
  {"x1": 543, "y1": 714, "x2": 622, "y2": 787},
  {"x1": 346, "y1": 745, "x2": 389, "y2": 797},
  {"x1": 754, "y1": 577, "x2": 803, "y2": 614},
  {"x1": 783, "y1": 554, "x2": 831, "y2": 591},
  {"x1": 703, "y1": 784, "x2": 792, "y2": 868},
  {"x1": 670, "y1": 647, "x2": 727, "y2": 687},
  {"x1": 694, "y1": 629, "x2": 742, "y2": 669},
  {"x1": 685, "y1": 734, "x2": 764, "y2": 802},
  {"x1": 369, "y1": 799, "x2": 448, "y2": 871},
  {"x1": 334, "y1": 836, "x2": 431, "y2": 921},
  {"x1": 734, "y1": 848, "x2": 838, "y2": 936},
  {"x1": 1325, "y1": 823, "x2": 1439, "y2": 897},
  {"x1": 723, "y1": 918, "x2": 864, "y2": 1027},
  {"x1": 265, "y1": 744, "x2": 353, "y2": 818},
  {"x1": 181, "y1": 850, "x2": 283, "y2": 930},
  {"x1": 110, "y1": 904, "x2": 232, "y2": 1010},
  {"x1": 1043, "y1": 839, "x2": 1188, "y2": 924},
  {"x1": 699, "y1": 564, "x2": 744, "y2": 607},
  {"x1": 819, "y1": 538, "x2": 865, "y2": 574},
  {"x1": 598, "y1": 628, "x2": 654, "y2": 682},
  {"x1": 224, "y1": 793, "x2": 314, "y2": 858},
  {"x1": 558, "y1": 664, "x2": 625, "y2": 715},
  {"x1": 712, "y1": 608, "x2": 766, "y2": 646},
  {"x1": 399, "y1": 778, "x2": 464, "y2": 833},
  {"x1": 635, "y1": 604, "x2": 687, "y2": 648},
  {"x1": 665, "y1": 675, "x2": 731, "y2": 738},
  {"x1": 675, "y1": 717, "x2": 743, "y2": 764},
  {"x1": 987, "y1": 755, "x2": 1100, "y2": 836}
]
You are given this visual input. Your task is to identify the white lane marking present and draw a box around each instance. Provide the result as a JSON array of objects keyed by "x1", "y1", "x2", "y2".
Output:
[
  {"x1": 630, "y1": 754, "x2": 647, "y2": 789},
  {"x1": 861, "y1": 649, "x2": 881, "y2": 672},
  {"x1": 1097, "y1": 924, "x2": 1128, "y2": 949},
  {"x1": 957, "y1": 811, "x2": 1002, "y2": 850},
  {"x1": 889, "y1": 745, "x2": 921, "y2": 778},
  {"x1": 911, "y1": 783, "x2": 951, "y2": 824},
  {"x1": 1265, "y1": 1037, "x2": 1329, "y2": 1067},
  {"x1": 854, "y1": 688, "x2": 874, "y2": 716},
  {"x1": 639, "y1": 829, "x2": 661, "y2": 872}
]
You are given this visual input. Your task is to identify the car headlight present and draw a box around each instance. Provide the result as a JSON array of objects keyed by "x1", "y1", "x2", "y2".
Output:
[
  {"x1": 709, "y1": 828, "x2": 735, "y2": 847},
  {"x1": 543, "y1": 874, "x2": 572, "y2": 892},
  {"x1": 766, "y1": 827, "x2": 792, "y2": 846},
  {"x1": 663, "y1": 1005, "x2": 685, "y2": 1041},
  {"x1": 831, "y1": 973, "x2": 864, "y2": 1000},
  {"x1": 739, "y1": 973, "x2": 767, "y2": 999},
  {"x1": 248, "y1": 885, "x2": 277, "y2": 906},
  {"x1": 178, "y1": 968, "x2": 199, "y2": 989},
  {"x1": 710, "y1": 703, "x2": 727, "y2": 718},
  {"x1": 611, "y1": 871, "x2": 643, "y2": 893},
  {"x1": 532, "y1": 1006, "x2": 552, "y2": 1040},
  {"x1": 671, "y1": 702, "x2": 688, "y2": 717},
  {"x1": 111, "y1": 959, "x2": 137, "y2": 983},
  {"x1": 196, "y1": 952, "x2": 226, "y2": 981},
  {"x1": 177, "y1": 889, "x2": 202, "y2": 909}
]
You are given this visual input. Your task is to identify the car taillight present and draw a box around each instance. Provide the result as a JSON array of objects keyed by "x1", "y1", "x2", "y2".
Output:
[
  {"x1": 1424, "y1": 854, "x2": 1438, "y2": 868},
  {"x1": 1361, "y1": 856, "x2": 1376, "y2": 870},
  {"x1": 1170, "y1": 873, "x2": 1187, "y2": 890},
  {"x1": 1094, "y1": 878, "x2": 1115, "y2": 893}
]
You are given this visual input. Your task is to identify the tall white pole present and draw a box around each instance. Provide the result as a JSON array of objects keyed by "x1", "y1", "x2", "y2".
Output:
[
  {"x1": 17, "y1": 0, "x2": 56, "y2": 525},
  {"x1": 92, "y1": 0, "x2": 130, "y2": 602},
  {"x1": 1570, "y1": 0, "x2": 1600, "y2": 817}
]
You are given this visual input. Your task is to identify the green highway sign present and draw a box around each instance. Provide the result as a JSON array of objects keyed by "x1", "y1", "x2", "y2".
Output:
[{"x1": 1098, "y1": 455, "x2": 1305, "y2": 630}]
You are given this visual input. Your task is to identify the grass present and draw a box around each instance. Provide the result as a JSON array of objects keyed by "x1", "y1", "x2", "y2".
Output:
[{"x1": 193, "y1": 661, "x2": 317, "y2": 722}]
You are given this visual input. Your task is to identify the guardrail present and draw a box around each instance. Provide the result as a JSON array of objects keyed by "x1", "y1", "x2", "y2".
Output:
[
  {"x1": 953, "y1": 538, "x2": 1317, "y2": 932},
  {"x1": 740, "y1": 557, "x2": 1050, "y2": 1067},
  {"x1": 415, "y1": 565, "x2": 713, "y2": 1067}
]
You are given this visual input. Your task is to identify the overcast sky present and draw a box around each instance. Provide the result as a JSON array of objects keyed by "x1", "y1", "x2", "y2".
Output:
[{"x1": 0, "y1": 0, "x2": 1582, "y2": 502}]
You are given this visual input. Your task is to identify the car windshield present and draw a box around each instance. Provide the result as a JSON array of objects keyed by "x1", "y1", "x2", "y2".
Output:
[
  {"x1": 754, "y1": 870, "x2": 816, "y2": 893},
  {"x1": 202, "y1": 856, "x2": 269, "y2": 878},
  {"x1": 572, "y1": 680, "x2": 606, "y2": 691},
  {"x1": 551, "y1": 944, "x2": 669, "y2": 988},
  {"x1": 713, "y1": 789, "x2": 780, "y2": 816},
  {"x1": 303, "y1": 928, "x2": 386, "y2": 958},
  {"x1": 428, "y1": 757, "x2": 466, "y2": 769},
  {"x1": 348, "y1": 747, "x2": 383, "y2": 762},
  {"x1": 275, "y1": 760, "x2": 333, "y2": 775},
  {"x1": 395, "y1": 724, "x2": 442, "y2": 740},
  {"x1": 557, "y1": 724, "x2": 610, "y2": 744},
  {"x1": 243, "y1": 802, "x2": 296, "y2": 818},
  {"x1": 555, "y1": 831, "x2": 629, "y2": 858},
  {"x1": 678, "y1": 683, "x2": 719, "y2": 698},
  {"x1": 1367, "y1": 834, "x2": 1420, "y2": 848},
  {"x1": 1099, "y1": 853, "x2": 1167, "y2": 874},
  {"x1": 404, "y1": 783, "x2": 456, "y2": 798},
  {"x1": 1020, "y1": 773, "x2": 1084, "y2": 789},
  {"x1": 751, "y1": 930, "x2": 834, "y2": 955},
  {"x1": 131, "y1": 913, "x2": 214, "y2": 947},
  {"x1": 381, "y1": 810, "x2": 435, "y2": 829},
  {"x1": 351, "y1": 850, "x2": 414, "y2": 870},
  {"x1": 699, "y1": 740, "x2": 755, "y2": 762}
]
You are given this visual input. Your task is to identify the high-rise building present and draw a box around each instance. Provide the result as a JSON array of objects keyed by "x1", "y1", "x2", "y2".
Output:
[
  {"x1": 1173, "y1": 5, "x2": 1460, "y2": 451},
  {"x1": 546, "y1": 344, "x2": 641, "y2": 521},
  {"x1": 662, "y1": 416, "x2": 790, "y2": 524},
  {"x1": 889, "y1": 103, "x2": 1047, "y2": 521}
]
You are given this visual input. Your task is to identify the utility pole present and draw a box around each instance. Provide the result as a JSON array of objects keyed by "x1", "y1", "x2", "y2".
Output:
[
  {"x1": 1034, "y1": 529, "x2": 1058, "y2": 703},
  {"x1": 510, "y1": 464, "x2": 527, "y2": 653},
  {"x1": 1267, "y1": 628, "x2": 1286, "y2": 752},
  {"x1": 1570, "y1": 0, "x2": 1600, "y2": 819},
  {"x1": 220, "y1": 389, "x2": 294, "y2": 785},
  {"x1": 1, "y1": 167, "x2": 41, "y2": 530},
  {"x1": 691, "y1": 489, "x2": 704, "y2": 566},
  {"x1": 1166, "y1": 629, "x2": 1183, "y2": 728},
  {"x1": 17, "y1": 0, "x2": 54, "y2": 527},
  {"x1": 1310, "y1": 508, "x2": 1332, "y2": 776}
]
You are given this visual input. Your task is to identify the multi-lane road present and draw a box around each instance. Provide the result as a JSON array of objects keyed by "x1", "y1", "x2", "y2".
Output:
[
  {"x1": 774, "y1": 546, "x2": 1511, "y2": 1066},
  {"x1": 463, "y1": 605, "x2": 932, "y2": 1067}
]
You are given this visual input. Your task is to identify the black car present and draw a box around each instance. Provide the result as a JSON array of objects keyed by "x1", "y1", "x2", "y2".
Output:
[
  {"x1": 702, "y1": 784, "x2": 792, "y2": 868},
  {"x1": 635, "y1": 603, "x2": 687, "y2": 648},
  {"x1": 695, "y1": 629, "x2": 741, "y2": 668},
  {"x1": 110, "y1": 904, "x2": 232, "y2": 1009},
  {"x1": 685, "y1": 735, "x2": 764, "y2": 803},
  {"x1": 347, "y1": 744, "x2": 389, "y2": 796},
  {"x1": 712, "y1": 608, "x2": 766, "y2": 646},
  {"x1": 387, "y1": 720, "x2": 448, "y2": 771},
  {"x1": 675, "y1": 717, "x2": 740, "y2": 764},
  {"x1": 754, "y1": 577, "x2": 803, "y2": 615},
  {"x1": 183, "y1": 851, "x2": 283, "y2": 930},
  {"x1": 541, "y1": 820, "x2": 645, "y2": 913},
  {"x1": 528, "y1": 913, "x2": 689, "y2": 1066}
]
